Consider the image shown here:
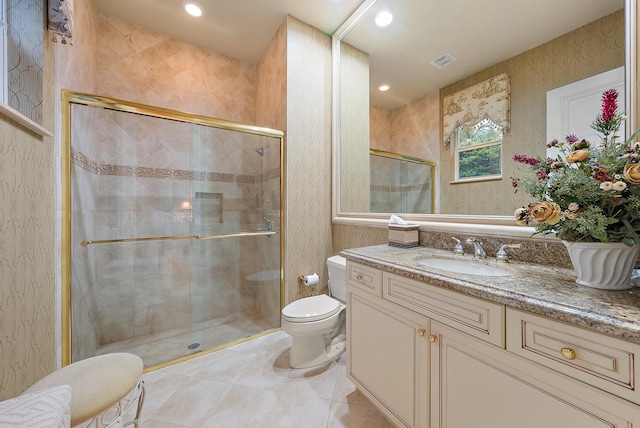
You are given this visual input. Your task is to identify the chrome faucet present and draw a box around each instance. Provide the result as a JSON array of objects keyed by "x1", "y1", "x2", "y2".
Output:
[
  {"x1": 496, "y1": 244, "x2": 522, "y2": 262},
  {"x1": 466, "y1": 237, "x2": 486, "y2": 258},
  {"x1": 451, "y1": 237, "x2": 464, "y2": 255}
]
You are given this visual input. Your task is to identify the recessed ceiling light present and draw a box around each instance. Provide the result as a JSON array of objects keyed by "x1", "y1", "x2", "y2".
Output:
[
  {"x1": 182, "y1": 0, "x2": 204, "y2": 17},
  {"x1": 378, "y1": 84, "x2": 390, "y2": 92},
  {"x1": 375, "y1": 11, "x2": 393, "y2": 27}
]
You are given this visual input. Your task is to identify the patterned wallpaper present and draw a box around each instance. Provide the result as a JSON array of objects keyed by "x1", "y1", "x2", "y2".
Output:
[
  {"x1": 0, "y1": 17, "x2": 56, "y2": 401},
  {"x1": 339, "y1": 42, "x2": 370, "y2": 213},
  {"x1": 332, "y1": 224, "x2": 387, "y2": 253},
  {"x1": 283, "y1": 16, "x2": 334, "y2": 302}
]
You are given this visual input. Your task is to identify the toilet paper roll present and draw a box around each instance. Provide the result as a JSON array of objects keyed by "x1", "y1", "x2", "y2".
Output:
[{"x1": 303, "y1": 273, "x2": 319, "y2": 286}]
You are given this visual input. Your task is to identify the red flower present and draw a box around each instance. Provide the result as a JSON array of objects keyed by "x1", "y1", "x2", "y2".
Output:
[
  {"x1": 592, "y1": 167, "x2": 613, "y2": 182},
  {"x1": 535, "y1": 168, "x2": 548, "y2": 180},
  {"x1": 601, "y1": 89, "x2": 618, "y2": 123},
  {"x1": 513, "y1": 154, "x2": 540, "y2": 166},
  {"x1": 565, "y1": 134, "x2": 579, "y2": 144}
]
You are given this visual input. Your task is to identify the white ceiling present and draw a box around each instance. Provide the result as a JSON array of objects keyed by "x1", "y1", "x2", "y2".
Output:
[
  {"x1": 95, "y1": 0, "x2": 624, "y2": 110},
  {"x1": 94, "y1": 0, "x2": 363, "y2": 64},
  {"x1": 343, "y1": 0, "x2": 624, "y2": 109}
]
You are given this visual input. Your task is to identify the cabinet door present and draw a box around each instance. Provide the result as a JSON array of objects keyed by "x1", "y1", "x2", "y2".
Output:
[
  {"x1": 430, "y1": 321, "x2": 640, "y2": 428},
  {"x1": 347, "y1": 287, "x2": 429, "y2": 428}
]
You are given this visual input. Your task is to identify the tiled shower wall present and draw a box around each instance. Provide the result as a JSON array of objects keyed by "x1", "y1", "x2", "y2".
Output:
[
  {"x1": 70, "y1": 108, "x2": 280, "y2": 354},
  {"x1": 370, "y1": 156, "x2": 433, "y2": 214}
]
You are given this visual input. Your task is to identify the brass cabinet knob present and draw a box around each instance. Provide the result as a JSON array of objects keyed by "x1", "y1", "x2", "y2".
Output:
[
  {"x1": 560, "y1": 347, "x2": 577, "y2": 360},
  {"x1": 417, "y1": 329, "x2": 426, "y2": 337},
  {"x1": 356, "y1": 274, "x2": 363, "y2": 281},
  {"x1": 428, "y1": 335, "x2": 438, "y2": 343}
]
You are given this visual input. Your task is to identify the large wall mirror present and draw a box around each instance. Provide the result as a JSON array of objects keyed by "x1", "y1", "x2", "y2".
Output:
[{"x1": 332, "y1": 0, "x2": 636, "y2": 233}]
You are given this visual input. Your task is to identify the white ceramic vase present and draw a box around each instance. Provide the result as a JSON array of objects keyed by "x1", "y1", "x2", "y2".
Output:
[{"x1": 562, "y1": 241, "x2": 639, "y2": 290}]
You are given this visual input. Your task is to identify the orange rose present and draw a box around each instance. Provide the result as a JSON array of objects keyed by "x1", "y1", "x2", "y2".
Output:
[
  {"x1": 530, "y1": 202, "x2": 561, "y2": 225},
  {"x1": 565, "y1": 148, "x2": 589, "y2": 163},
  {"x1": 623, "y1": 163, "x2": 640, "y2": 184}
]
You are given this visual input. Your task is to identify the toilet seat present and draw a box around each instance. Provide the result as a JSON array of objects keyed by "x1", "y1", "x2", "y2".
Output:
[{"x1": 282, "y1": 294, "x2": 341, "y2": 323}]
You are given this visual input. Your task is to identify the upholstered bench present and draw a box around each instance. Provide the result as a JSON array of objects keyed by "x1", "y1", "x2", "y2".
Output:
[{"x1": 25, "y1": 353, "x2": 145, "y2": 428}]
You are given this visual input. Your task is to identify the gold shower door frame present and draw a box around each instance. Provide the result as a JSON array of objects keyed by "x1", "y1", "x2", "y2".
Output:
[{"x1": 60, "y1": 90, "x2": 286, "y2": 369}]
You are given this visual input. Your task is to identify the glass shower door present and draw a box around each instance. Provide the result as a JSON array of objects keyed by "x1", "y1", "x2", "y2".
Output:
[
  {"x1": 65, "y1": 92, "x2": 284, "y2": 369},
  {"x1": 190, "y1": 126, "x2": 282, "y2": 355}
]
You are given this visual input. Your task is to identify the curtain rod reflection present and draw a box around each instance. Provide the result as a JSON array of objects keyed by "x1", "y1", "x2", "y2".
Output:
[{"x1": 80, "y1": 231, "x2": 276, "y2": 246}]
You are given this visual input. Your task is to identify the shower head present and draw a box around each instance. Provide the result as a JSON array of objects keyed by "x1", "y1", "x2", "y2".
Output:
[{"x1": 255, "y1": 147, "x2": 265, "y2": 156}]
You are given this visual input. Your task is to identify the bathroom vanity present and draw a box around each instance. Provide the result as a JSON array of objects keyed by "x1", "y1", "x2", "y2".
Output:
[{"x1": 341, "y1": 244, "x2": 640, "y2": 428}]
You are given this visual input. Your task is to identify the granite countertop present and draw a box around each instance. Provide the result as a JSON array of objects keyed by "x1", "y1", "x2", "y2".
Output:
[{"x1": 340, "y1": 244, "x2": 640, "y2": 345}]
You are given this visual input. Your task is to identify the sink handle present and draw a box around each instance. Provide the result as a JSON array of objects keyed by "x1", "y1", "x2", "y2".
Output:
[
  {"x1": 451, "y1": 237, "x2": 464, "y2": 255},
  {"x1": 496, "y1": 244, "x2": 521, "y2": 262}
]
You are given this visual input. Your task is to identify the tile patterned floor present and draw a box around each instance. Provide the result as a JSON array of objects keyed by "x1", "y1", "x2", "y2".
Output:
[{"x1": 134, "y1": 330, "x2": 395, "y2": 427}]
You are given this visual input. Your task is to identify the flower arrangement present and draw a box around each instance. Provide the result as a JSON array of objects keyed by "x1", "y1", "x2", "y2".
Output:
[{"x1": 512, "y1": 89, "x2": 640, "y2": 244}]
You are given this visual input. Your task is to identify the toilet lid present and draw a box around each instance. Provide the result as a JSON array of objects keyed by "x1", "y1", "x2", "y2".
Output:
[{"x1": 282, "y1": 294, "x2": 341, "y2": 322}]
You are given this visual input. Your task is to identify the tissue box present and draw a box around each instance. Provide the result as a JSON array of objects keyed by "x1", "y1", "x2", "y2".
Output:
[{"x1": 388, "y1": 224, "x2": 419, "y2": 248}]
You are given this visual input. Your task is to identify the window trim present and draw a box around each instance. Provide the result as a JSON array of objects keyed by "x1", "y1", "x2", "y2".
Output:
[{"x1": 0, "y1": 101, "x2": 52, "y2": 136}]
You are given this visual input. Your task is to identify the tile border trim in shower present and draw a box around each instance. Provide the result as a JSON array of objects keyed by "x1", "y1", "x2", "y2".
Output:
[{"x1": 71, "y1": 148, "x2": 279, "y2": 184}]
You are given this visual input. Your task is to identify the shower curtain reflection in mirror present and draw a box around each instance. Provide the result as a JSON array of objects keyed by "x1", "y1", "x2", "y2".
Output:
[{"x1": 63, "y1": 92, "x2": 284, "y2": 369}]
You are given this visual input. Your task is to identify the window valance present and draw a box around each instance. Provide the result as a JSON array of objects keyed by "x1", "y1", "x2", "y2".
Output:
[{"x1": 443, "y1": 73, "x2": 510, "y2": 145}]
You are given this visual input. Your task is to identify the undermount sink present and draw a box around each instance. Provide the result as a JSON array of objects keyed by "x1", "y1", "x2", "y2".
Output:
[{"x1": 416, "y1": 257, "x2": 511, "y2": 277}]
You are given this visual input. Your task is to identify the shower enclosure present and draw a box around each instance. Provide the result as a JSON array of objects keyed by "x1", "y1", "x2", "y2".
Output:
[
  {"x1": 61, "y1": 92, "x2": 284, "y2": 369},
  {"x1": 369, "y1": 149, "x2": 436, "y2": 214}
]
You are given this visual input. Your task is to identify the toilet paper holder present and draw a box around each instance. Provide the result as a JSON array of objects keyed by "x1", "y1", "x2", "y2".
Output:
[{"x1": 298, "y1": 273, "x2": 320, "y2": 286}]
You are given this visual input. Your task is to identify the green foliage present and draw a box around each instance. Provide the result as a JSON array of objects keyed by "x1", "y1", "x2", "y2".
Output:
[
  {"x1": 459, "y1": 145, "x2": 501, "y2": 178},
  {"x1": 458, "y1": 118, "x2": 503, "y2": 178}
]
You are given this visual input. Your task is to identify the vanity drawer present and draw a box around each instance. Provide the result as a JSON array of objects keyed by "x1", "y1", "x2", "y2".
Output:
[
  {"x1": 382, "y1": 272, "x2": 505, "y2": 347},
  {"x1": 347, "y1": 261, "x2": 382, "y2": 296},
  {"x1": 506, "y1": 308, "x2": 640, "y2": 404}
]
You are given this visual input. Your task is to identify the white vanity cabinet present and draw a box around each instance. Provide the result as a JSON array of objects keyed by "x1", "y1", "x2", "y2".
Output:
[
  {"x1": 346, "y1": 285, "x2": 429, "y2": 428},
  {"x1": 430, "y1": 320, "x2": 640, "y2": 427},
  {"x1": 345, "y1": 260, "x2": 640, "y2": 428}
]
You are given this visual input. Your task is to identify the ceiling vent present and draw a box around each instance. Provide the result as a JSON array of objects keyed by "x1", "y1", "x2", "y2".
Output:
[{"x1": 431, "y1": 53, "x2": 457, "y2": 69}]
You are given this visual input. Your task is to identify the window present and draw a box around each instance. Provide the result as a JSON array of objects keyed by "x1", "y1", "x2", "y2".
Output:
[
  {"x1": 0, "y1": 0, "x2": 50, "y2": 136},
  {"x1": 6, "y1": 0, "x2": 44, "y2": 123},
  {"x1": 455, "y1": 117, "x2": 503, "y2": 181}
]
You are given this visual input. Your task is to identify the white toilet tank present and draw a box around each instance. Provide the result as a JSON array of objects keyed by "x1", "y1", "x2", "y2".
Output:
[{"x1": 327, "y1": 255, "x2": 347, "y2": 302}]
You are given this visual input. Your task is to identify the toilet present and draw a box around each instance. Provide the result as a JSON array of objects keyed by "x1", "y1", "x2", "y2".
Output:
[{"x1": 281, "y1": 255, "x2": 347, "y2": 368}]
